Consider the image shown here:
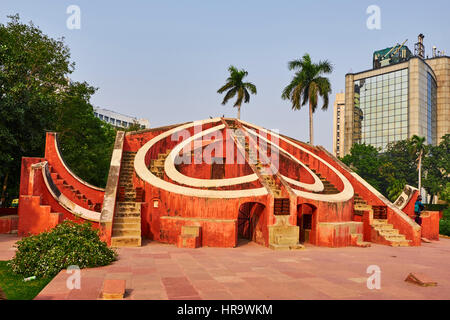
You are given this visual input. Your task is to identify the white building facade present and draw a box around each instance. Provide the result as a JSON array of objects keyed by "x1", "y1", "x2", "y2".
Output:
[{"x1": 94, "y1": 107, "x2": 150, "y2": 130}]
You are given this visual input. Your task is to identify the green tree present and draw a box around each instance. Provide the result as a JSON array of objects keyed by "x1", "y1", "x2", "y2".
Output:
[
  {"x1": 0, "y1": 15, "x2": 72, "y2": 202},
  {"x1": 411, "y1": 135, "x2": 427, "y2": 192},
  {"x1": 217, "y1": 66, "x2": 257, "y2": 119},
  {"x1": 382, "y1": 139, "x2": 418, "y2": 189},
  {"x1": 281, "y1": 53, "x2": 333, "y2": 145},
  {"x1": 54, "y1": 83, "x2": 116, "y2": 187},
  {"x1": 441, "y1": 182, "x2": 450, "y2": 204},
  {"x1": 423, "y1": 134, "x2": 450, "y2": 202},
  {"x1": 341, "y1": 143, "x2": 386, "y2": 191},
  {"x1": 0, "y1": 15, "x2": 117, "y2": 199}
]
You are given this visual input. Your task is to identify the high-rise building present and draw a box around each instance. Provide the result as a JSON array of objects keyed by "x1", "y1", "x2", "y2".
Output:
[
  {"x1": 341, "y1": 34, "x2": 449, "y2": 155},
  {"x1": 94, "y1": 107, "x2": 150, "y2": 130},
  {"x1": 332, "y1": 93, "x2": 345, "y2": 157}
]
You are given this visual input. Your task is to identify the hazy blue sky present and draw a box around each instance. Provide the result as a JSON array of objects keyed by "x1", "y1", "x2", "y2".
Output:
[{"x1": 1, "y1": 1, "x2": 449, "y2": 151}]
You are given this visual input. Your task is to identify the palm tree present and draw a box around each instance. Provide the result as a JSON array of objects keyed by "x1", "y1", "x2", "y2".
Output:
[
  {"x1": 217, "y1": 66, "x2": 257, "y2": 119},
  {"x1": 411, "y1": 135, "x2": 426, "y2": 192},
  {"x1": 282, "y1": 54, "x2": 333, "y2": 145}
]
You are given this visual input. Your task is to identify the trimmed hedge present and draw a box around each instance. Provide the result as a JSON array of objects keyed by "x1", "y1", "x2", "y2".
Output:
[
  {"x1": 440, "y1": 208, "x2": 450, "y2": 237},
  {"x1": 424, "y1": 204, "x2": 448, "y2": 212},
  {"x1": 8, "y1": 221, "x2": 117, "y2": 278}
]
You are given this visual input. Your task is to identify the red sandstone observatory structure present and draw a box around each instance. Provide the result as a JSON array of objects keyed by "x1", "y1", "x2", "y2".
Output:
[{"x1": 15, "y1": 118, "x2": 438, "y2": 249}]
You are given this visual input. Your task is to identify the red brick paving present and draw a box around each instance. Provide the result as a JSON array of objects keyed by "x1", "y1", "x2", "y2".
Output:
[{"x1": 1, "y1": 234, "x2": 449, "y2": 300}]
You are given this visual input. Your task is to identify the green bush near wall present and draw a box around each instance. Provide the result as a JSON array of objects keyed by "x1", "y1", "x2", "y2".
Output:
[
  {"x1": 8, "y1": 221, "x2": 117, "y2": 278},
  {"x1": 424, "y1": 204, "x2": 448, "y2": 212},
  {"x1": 440, "y1": 208, "x2": 450, "y2": 236}
]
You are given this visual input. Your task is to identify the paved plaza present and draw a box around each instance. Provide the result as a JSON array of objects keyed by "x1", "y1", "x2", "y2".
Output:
[{"x1": 1, "y1": 234, "x2": 449, "y2": 300}]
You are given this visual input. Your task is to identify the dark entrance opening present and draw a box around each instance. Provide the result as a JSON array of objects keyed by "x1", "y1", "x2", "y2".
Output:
[
  {"x1": 297, "y1": 203, "x2": 316, "y2": 243},
  {"x1": 237, "y1": 202, "x2": 265, "y2": 245}
]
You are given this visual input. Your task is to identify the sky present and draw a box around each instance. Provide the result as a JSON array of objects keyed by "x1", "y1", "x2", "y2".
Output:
[{"x1": 1, "y1": 0, "x2": 449, "y2": 152}]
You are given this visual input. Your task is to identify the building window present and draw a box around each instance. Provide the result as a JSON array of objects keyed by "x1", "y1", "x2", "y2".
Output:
[
  {"x1": 354, "y1": 68, "x2": 408, "y2": 152},
  {"x1": 116, "y1": 120, "x2": 121, "y2": 126},
  {"x1": 104, "y1": 116, "x2": 109, "y2": 122},
  {"x1": 99, "y1": 114, "x2": 104, "y2": 120},
  {"x1": 94, "y1": 112, "x2": 98, "y2": 117},
  {"x1": 427, "y1": 73, "x2": 437, "y2": 145},
  {"x1": 110, "y1": 118, "x2": 115, "y2": 125}
]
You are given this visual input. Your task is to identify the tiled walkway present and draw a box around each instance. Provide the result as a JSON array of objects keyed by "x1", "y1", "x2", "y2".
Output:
[{"x1": 1, "y1": 234, "x2": 450, "y2": 300}]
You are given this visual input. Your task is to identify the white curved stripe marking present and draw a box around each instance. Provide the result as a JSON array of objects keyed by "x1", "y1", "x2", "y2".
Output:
[
  {"x1": 40, "y1": 162, "x2": 101, "y2": 222},
  {"x1": 134, "y1": 119, "x2": 268, "y2": 199},
  {"x1": 165, "y1": 124, "x2": 259, "y2": 187},
  {"x1": 240, "y1": 120, "x2": 354, "y2": 202},
  {"x1": 245, "y1": 128, "x2": 324, "y2": 192}
]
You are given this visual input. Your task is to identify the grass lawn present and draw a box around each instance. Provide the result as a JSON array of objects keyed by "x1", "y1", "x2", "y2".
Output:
[{"x1": 0, "y1": 261, "x2": 52, "y2": 300}]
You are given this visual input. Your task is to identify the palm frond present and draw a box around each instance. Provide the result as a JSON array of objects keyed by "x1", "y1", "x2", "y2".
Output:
[
  {"x1": 234, "y1": 87, "x2": 244, "y2": 107},
  {"x1": 221, "y1": 88, "x2": 237, "y2": 105},
  {"x1": 315, "y1": 77, "x2": 332, "y2": 110},
  {"x1": 217, "y1": 81, "x2": 233, "y2": 94},
  {"x1": 244, "y1": 82, "x2": 257, "y2": 94},
  {"x1": 244, "y1": 89, "x2": 250, "y2": 103}
]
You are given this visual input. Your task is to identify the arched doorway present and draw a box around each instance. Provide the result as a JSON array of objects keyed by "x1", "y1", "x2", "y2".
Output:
[
  {"x1": 238, "y1": 202, "x2": 265, "y2": 245},
  {"x1": 297, "y1": 203, "x2": 317, "y2": 243}
]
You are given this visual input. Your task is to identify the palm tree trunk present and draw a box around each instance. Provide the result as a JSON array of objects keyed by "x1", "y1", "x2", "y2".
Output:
[
  {"x1": 237, "y1": 105, "x2": 241, "y2": 120},
  {"x1": 309, "y1": 100, "x2": 314, "y2": 145}
]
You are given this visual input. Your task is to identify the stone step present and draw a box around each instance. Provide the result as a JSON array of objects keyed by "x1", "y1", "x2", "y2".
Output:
[
  {"x1": 113, "y1": 222, "x2": 140, "y2": 229},
  {"x1": 117, "y1": 201, "x2": 139, "y2": 206},
  {"x1": 112, "y1": 228, "x2": 141, "y2": 237},
  {"x1": 356, "y1": 241, "x2": 372, "y2": 248},
  {"x1": 111, "y1": 236, "x2": 141, "y2": 247},
  {"x1": 378, "y1": 229, "x2": 399, "y2": 236},
  {"x1": 114, "y1": 217, "x2": 141, "y2": 224},
  {"x1": 353, "y1": 233, "x2": 363, "y2": 243},
  {"x1": 115, "y1": 212, "x2": 140, "y2": 217},
  {"x1": 116, "y1": 206, "x2": 139, "y2": 212},
  {"x1": 389, "y1": 239, "x2": 411, "y2": 247},
  {"x1": 384, "y1": 234, "x2": 407, "y2": 241},
  {"x1": 354, "y1": 204, "x2": 372, "y2": 211},
  {"x1": 275, "y1": 235, "x2": 298, "y2": 246},
  {"x1": 373, "y1": 224, "x2": 394, "y2": 230},
  {"x1": 269, "y1": 243, "x2": 305, "y2": 251}
]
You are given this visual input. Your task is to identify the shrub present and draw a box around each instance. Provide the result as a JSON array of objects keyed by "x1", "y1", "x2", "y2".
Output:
[
  {"x1": 8, "y1": 221, "x2": 117, "y2": 278},
  {"x1": 440, "y1": 219, "x2": 450, "y2": 236},
  {"x1": 424, "y1": 204, "x2": 448, "y2": 212},
  {"x1": 439, "y1": 208, "x2": 450, "y2": 236}
]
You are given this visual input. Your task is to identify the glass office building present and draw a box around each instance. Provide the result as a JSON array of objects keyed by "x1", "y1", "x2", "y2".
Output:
[
  {"x1": 354, "y1": 69, "x2": 409, "y2": 151},
  {"x1": 341, "y1": 53, "x2": 448, "y2": 156}
]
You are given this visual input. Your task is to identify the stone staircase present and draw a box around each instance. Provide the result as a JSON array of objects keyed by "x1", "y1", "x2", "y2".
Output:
[
  {"x1": 371, "y1": 219, "x2": 411, "y2": 247},
  {"x1": 150, "y1": 150, "x2": 171, "y2": 179},
  {"x1": 309, "y1": 168, "x2": 339, "y2": 195},
  {"x1": 50, "y1": 165, "x2": 101, "y2": 212},
  {"x1": 352, "y1": 193, "x2": 410, "y2": 247},
  {"x1": 111, "y1": 152, "x2": 141, "y2": 247},
  {"x1": 243, "y1": 133, "x2": 282, "y2": 198}
]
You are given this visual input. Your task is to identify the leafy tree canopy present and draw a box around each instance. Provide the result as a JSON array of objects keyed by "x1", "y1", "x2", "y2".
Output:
[{"x1": 0, "y1": 15, "x2": 116, "y2": 201}]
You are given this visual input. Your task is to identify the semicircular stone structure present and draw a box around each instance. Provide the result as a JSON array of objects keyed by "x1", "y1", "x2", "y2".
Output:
[{"x1": 18, "y1": 118, "x2": 424, "y2": 249}]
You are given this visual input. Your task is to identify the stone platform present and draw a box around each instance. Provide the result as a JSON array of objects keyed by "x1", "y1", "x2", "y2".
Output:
[{"x1": 1, "y1": 234, "x2": 449, "y2": 300}]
